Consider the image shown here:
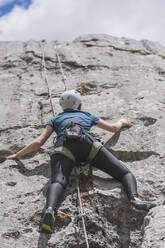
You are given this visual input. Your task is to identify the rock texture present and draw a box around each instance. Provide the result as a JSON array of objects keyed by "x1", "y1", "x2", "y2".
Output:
[{"x1": 0, "y1": 34, "x2": 165, "y2": 248}]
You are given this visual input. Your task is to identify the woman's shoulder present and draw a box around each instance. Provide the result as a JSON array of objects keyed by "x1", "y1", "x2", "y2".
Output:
[
  {"x1": 79, "y1": 110, "x2": 92, "y2": 115},
  {"x1": 80, "y1": 110, "x2": 98, "y2": 118}
]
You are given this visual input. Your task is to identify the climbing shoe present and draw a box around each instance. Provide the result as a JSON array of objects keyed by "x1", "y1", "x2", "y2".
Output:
[
  {"x1": 132, "y1": 198, "x2": 156, "y2": 211},
  {"x1": 41, "y1": 207, "x2": 55, "y2": 233}
]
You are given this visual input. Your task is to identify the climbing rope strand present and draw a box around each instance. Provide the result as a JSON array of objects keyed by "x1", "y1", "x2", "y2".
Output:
[
  {"x1": 39, "y1": 41, "x2": 55, "y2": 116},
  {"x1": 54, "y1": 42, "x2": 90, "y2": 247},
  {"x1": 54, "y1": 44, "x2": 67, "y2": 91},
  {"x1": 41, "y1": 41, "x2": 89, "y2": 247},
  {"x1": 77, "y1": 185, "x2": 90, "y2": 248}
]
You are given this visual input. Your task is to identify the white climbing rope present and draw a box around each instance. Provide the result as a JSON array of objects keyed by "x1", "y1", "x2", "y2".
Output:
[
  {"x1": 40, "y1": 40, "x2": 90, "y2": 248},
  {"x1": 54, "y1": 43, "x2": 67, "y2": 91},
  {"x1": 77, "y1": 185, "x2": 90, "y2": 248},
  {"x1": 39, "y1": 41, "x2": 55, "y2": 116},
  {"x1": 55, "y1": 42, "x2": 90, "y2": 248}
]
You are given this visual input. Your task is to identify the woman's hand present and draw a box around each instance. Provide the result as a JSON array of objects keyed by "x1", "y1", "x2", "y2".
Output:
[{"x1": 120, "y1": 119, "x2": 133, "y2": 127}]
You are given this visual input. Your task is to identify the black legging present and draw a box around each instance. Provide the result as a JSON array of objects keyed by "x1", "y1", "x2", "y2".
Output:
[{"x1": 46, "y1": 135, "x2": 138, "y2": 209}]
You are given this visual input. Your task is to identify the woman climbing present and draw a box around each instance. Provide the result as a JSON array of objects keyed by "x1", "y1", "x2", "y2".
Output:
[{"x1": 7, "y1": 90, "x2": 156, "y2": 233}]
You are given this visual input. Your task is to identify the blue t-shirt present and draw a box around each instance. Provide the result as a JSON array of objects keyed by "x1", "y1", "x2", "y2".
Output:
[{"x1": 46, "y1": 109, "x2": 100, "y2": 135}]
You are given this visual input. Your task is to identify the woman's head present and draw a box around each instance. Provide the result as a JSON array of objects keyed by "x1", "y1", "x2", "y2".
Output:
[{"x1": 59, "y1": 90, "x2": 82, "y2": 111}]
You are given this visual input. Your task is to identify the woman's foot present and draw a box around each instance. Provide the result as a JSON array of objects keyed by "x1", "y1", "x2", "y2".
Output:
[
  {"x1": 131, "y1": 197, "x2": 156, "y2": 211},
  {"x1": 41, "y1": 207, "x2": 55, "y2": 233}
]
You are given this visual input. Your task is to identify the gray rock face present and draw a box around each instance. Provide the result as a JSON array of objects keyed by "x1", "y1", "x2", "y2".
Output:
[{"x1": 0, "y1": 34, "x2": 165, "y2": 248}]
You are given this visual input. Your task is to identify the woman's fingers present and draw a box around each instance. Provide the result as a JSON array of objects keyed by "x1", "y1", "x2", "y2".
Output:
[
  {"x1": 121, "y1": 119, "x2": 133, "y2": 127},
  {"x1": 6, "y1": 154, "x2": 18, "y2": 160}
]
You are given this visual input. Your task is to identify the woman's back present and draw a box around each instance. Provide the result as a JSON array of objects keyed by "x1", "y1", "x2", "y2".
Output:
[{"x1": 46, "y1": 109, "x2": 100, "y2": 135}]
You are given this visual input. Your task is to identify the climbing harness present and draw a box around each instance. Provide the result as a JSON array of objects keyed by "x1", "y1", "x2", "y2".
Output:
[
  {"x1": 53, "y1": 146, "x2": 76, "y2": 162},
  {"x1": 53, "y1": 123, "x2": 103, "y2": 164}
]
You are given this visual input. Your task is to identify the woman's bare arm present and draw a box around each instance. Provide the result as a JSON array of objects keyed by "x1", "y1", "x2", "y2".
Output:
[
  {"x1": 7, "y1": 125, "x2": 53, "y2": 159},
  {"x1": 97, "y1": 119, "x2": 133, "y2": 133}
]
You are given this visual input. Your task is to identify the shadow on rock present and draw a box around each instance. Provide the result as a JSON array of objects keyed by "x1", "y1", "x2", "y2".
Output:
[
  {"x1": 9, "y1": 159, "x2": 50, "y2": 178},
  {"x1": 109, "y1": 149, "x2": 159, "y2": 162}
]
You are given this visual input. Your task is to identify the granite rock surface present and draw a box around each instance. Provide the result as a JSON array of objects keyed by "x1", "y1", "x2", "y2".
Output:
[{"x1": 0, "y1": 34, "x2": 165, "y2": 248}]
